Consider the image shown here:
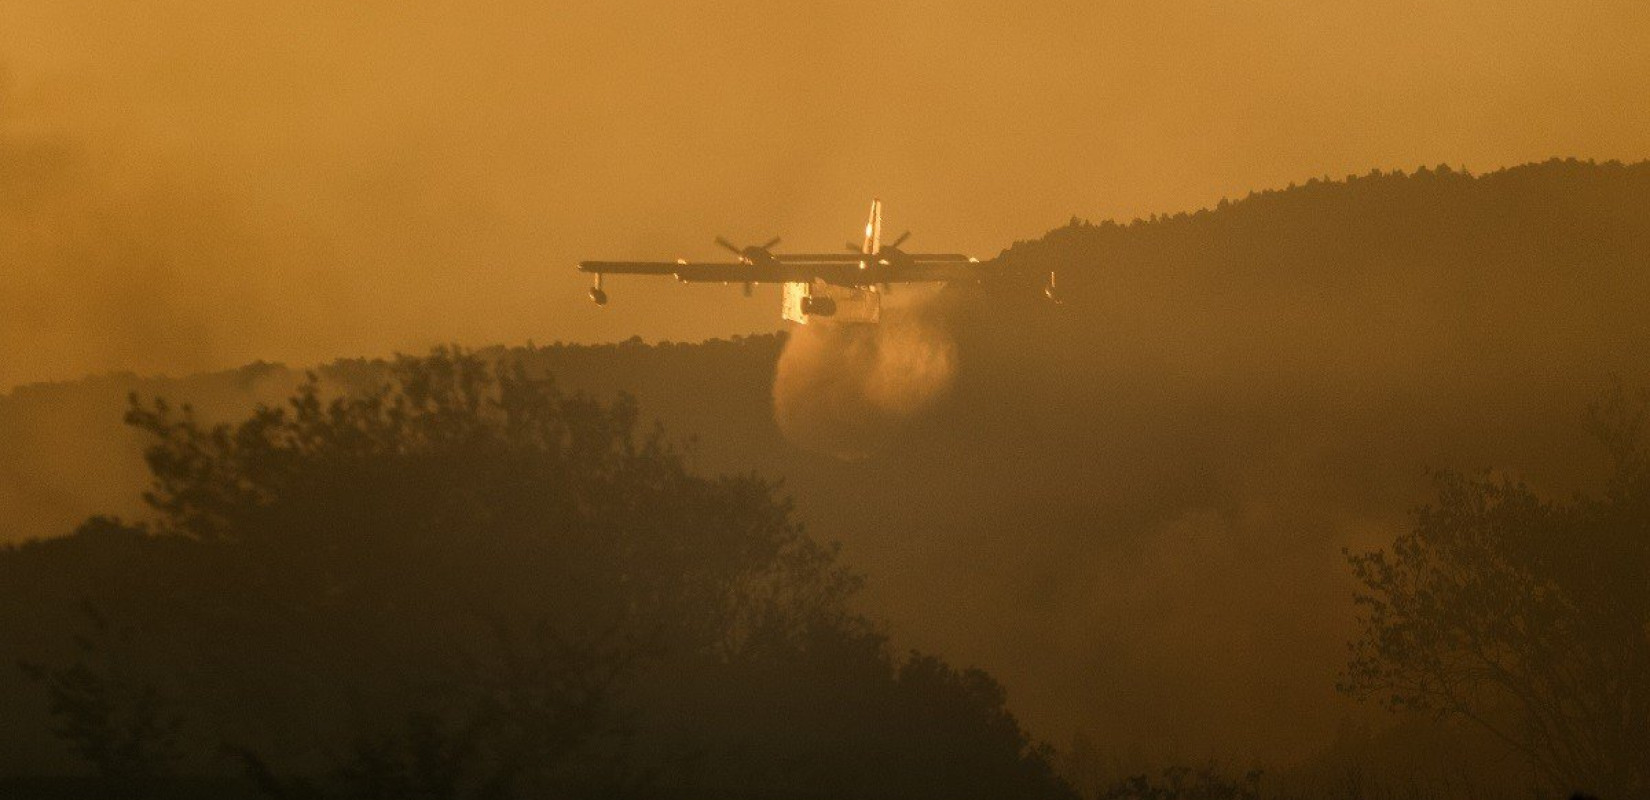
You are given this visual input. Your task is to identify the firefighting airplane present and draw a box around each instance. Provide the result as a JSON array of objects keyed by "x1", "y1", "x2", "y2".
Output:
[{"x1": 579, "y1": 200, "x2": 1017, "y2": 324}]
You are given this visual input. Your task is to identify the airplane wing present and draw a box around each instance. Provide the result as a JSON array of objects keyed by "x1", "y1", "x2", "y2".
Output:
[
  {"x1": 580, "y1": 260, "x2": 802, "y2": 283},
  {"x1": 881, "y1": 261, "x2": 982, "y2": 282},
  {"x1": 578, "y1": 260, "x2": 703, "y2": 275},
  {"x1": 580, "y1": 255, "x2": 987, "y2": 285},
  {"x1": 666, "y1": 263, "x2": 795, "y2": 283},
  {"x1": 897, "y1": 253, "x2": 974, "y2": 262},
  {"x1": 769, "y1": 252, "x2": 976, "y2": 264},
  {"x1": 771, "y1": 253, "x2": 865, "y2": 263},
  {"x1": 857, "y1": 254, "x2": 982, "y2": 283}
]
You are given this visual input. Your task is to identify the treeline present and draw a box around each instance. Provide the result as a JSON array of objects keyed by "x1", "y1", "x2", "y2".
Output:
[
  {"x1": 0, "y1": 336, "x2": 788, "y2": 546},
  {"x1": 5, "y1": 159, "x2": 1650, "y2": 797},
  {"x1": 3, "y1": 350, "x2": 1073, "y2": 799}
]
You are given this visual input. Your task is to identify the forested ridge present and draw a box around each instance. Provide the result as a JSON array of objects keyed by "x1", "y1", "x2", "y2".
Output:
[{"x1": 5, "y1": 158, "x2": 1650, "y2": 798}]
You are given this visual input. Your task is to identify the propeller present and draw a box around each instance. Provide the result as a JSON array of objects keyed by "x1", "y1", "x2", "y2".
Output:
[
  {"x1": 716, "y1": 236, "x2": 782, "y2": 261},
  {"x1": 847, "y1": 231, "x2": 913, "y2": 253}
]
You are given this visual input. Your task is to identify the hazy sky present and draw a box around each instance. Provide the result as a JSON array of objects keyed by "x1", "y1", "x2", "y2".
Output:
[{"x1": 3, "y1": 0, "x2": 1648, "y2": 388}]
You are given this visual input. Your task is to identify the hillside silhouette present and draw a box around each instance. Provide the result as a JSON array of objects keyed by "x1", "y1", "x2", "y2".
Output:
[{"x1": 5, "y1": 159, "x2": 1650, "y2": 795}]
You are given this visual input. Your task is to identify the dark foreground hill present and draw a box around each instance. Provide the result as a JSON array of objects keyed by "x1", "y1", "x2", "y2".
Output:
[{"x1": 4, "y1": 158, "x2": 1650, "y2": 794}]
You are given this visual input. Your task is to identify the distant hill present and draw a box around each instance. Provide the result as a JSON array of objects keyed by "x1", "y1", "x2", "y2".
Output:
[{"x1": 5, "y1": 158, "x2": 1649, "y2": 780}]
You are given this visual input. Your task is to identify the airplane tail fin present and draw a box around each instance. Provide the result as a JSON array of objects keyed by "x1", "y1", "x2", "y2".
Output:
[{"x1": 862, "y1": 198, "x2": 883, "y2": 255}]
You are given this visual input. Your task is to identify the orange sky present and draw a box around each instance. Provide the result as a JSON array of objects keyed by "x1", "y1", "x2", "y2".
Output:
[{"x1": 3, "y1": 0, "x2": 1648, "y2": 388}]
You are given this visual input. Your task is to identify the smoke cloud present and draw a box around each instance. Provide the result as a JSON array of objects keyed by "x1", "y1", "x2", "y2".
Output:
[
  {"x1": 772, "y1": 293, "x2": 957, "y2": 459},
  {"x1": 5, "y1": 0, "x2": 1650, "y2": 390}
]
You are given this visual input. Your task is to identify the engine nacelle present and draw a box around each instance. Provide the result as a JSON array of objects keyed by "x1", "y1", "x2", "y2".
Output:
[{"x1": 800, "y1": 295, "x2": 837, "y2": 317}]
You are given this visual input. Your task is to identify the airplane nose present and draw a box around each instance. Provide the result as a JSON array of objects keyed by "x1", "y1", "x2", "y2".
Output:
[{"x1": 589, "y1": 288, "x2": 609, "y2": 306}]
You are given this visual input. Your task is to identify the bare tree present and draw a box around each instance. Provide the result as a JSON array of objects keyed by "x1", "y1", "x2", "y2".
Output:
[{"x1": 1342, "y1": 387, "x2": 1650, "y2": 797}]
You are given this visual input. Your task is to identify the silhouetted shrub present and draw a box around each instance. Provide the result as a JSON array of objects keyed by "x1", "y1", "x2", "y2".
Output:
[
  {"x1": 19, "y1": 348, "x2": 1072, "y2": 800},
  {"x1": 1343, "y1": 385, "x2": 1650, "y2": 798}
]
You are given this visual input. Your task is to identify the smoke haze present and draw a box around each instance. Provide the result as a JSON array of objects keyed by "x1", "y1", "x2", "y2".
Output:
[
  {"x1": 5, "y1": 162, "x2": 1650, "y2": 788},
  {"x1": 4, "y1": 0, "x2": 1650, "y2": 388},
  {"x1": 4, "y1": 3, "x2": 1650, "y2": 793}
]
